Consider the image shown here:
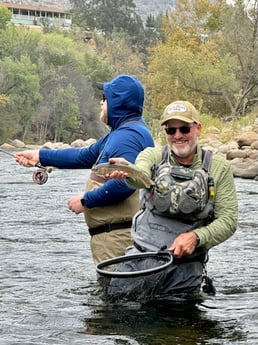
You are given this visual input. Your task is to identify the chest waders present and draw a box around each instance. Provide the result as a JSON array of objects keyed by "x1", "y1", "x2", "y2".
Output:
[
  {"x1": 104, "y1": 147, "x2": 216, "y2": 302},
  {"x1": 130, "y1": 146, "x2": 216, "y2": 296}
]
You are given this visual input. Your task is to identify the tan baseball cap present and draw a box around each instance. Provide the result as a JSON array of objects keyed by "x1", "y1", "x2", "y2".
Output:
[{"x1": 160, "y1": 100, "x2": 200, "y2": 125}]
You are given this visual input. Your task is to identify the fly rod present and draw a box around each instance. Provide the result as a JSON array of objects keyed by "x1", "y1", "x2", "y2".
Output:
[{"x1": 0, "y1": 148, "x2": 52, "y2": 185}]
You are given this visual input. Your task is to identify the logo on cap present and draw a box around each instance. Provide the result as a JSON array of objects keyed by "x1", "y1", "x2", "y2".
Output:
[{"x1": 167, "y1": 103, "x2": 187, "y2": 114}]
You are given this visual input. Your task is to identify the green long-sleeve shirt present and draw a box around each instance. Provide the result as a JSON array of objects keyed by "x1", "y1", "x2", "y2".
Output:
[{"x1": 125, "y1": 145, "x2": 238, "y2": 250}]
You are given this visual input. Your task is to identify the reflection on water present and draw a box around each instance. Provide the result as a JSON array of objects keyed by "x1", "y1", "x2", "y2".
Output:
[
  {"x1": 0, "y1": 154, "x2": 258, "y2": 345},
  {"x1": 84, "y1": 300, "x2": 246, "y2": 345}
]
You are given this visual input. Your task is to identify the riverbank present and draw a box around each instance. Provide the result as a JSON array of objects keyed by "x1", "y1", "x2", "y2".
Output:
[{"x1": 1, "y1": 122, "x2": 258, "y2": 180}]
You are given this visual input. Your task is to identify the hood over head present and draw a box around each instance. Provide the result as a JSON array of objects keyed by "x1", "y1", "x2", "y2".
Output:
[{"x1": 96, "y1": 74, "x2": 144, "y2": 129}]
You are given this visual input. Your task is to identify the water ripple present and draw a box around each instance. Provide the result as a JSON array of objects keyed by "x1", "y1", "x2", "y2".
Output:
[{"x1": 0, "y1": 157, "x2": 257, "y2": 345}]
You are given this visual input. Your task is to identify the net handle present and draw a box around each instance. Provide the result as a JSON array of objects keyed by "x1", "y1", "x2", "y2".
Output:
[{"x1": 96, "y1": 251, "x2": 173, "y2": 278}]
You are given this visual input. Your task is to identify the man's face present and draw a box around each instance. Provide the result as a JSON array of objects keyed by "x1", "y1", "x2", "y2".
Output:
[
  {"x1": 165, "y1": 119, "x2": 201, "y2": 159},
  {"x1": 99, "y1": 96, "x2": 108, "y2": 124}
]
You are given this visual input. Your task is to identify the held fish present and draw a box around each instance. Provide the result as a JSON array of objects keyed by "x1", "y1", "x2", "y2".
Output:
[{"x1": 92, "y1": 163, "x2": 154, "y2": 189}]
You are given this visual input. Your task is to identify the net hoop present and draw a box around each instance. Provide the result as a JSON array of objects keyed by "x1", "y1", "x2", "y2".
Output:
[{"x1": 96, "y1": 251, "x2": 173, "y2": 278}]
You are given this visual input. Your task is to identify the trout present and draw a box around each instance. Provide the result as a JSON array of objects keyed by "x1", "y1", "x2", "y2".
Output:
[{"x1": 92, "y1": 163, "x2": 154, "y2": 189}]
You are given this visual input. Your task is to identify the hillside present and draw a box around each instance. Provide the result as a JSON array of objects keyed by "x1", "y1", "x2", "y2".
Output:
[
  {"x1": 4, "y1": 0, "x2": 176, "y2": 22},
  {"x1": 135, "y1": 0, "x2": 176, "y2": 22}
]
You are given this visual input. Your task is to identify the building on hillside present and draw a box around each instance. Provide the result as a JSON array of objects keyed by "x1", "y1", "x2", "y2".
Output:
[{"x1": 0, "y1": 1, "x2": 71, "y2": 30}]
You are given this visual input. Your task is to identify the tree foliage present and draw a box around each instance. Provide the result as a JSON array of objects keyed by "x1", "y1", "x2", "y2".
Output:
[
  {"x1": 221, "y1": 0, "x2": 258, "y2": 115},
  {"x1": 0, "y1": 24, "x2": 42, "y2": 63},
  {"x1": 93, "y1": 32, "x2": 146, "y2": 77},
  {"x1": 0, "y1": 5, "x2": 12, "y2": 30},
  {"x1": 0, "y1": 55, "x2": 41, "y2": 141},
  {"x1": 145, "y1": 0, "x2": 258, "y2": 118},
  {"x1": 0, "y1": 0, "x2": 257, "y2": 144},
  {"x1": 70, "y1": 0, "x2": 144, "y2": 38},
  {"x1": 0, "y1": 25, "x2": 110, "y2": 144}
]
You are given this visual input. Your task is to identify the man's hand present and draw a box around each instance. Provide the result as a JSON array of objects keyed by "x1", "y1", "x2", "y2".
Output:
[
  {"x1": 168, "y1": 232, "x2": 199, "y2": 258},
  {"x1": 15, "y1": 150, "x2": 40, "y2": 167},
  {"x1": 68, "y1": 195, "x2": 86, "y2": 214},
  {"x1": 101, "y1": 157, "x2": 130, "y2": 179},
  {"x1": 109, "y1": 157, "x2": 130, "y2": 165}
]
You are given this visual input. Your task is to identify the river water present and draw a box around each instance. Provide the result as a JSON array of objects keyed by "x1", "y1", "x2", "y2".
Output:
[{"x1": 0, "y1": 153, "x2": 258, "y2": 345}]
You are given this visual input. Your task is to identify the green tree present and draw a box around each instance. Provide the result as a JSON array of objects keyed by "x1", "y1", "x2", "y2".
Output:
[
  {"x1": 221, "y1": 0, "x2": 258, "y2": 115},
  {"x1": 0, "y1": 56, "x2": 41, "y2": 142},
  {"x1": 0, "y1": 25, "x2": 42, "y2": 62},
  {"x1": 93, "y1": 31, "x2": 145, "y2": 77},
  {"x1": 144, "y1": 13, "x2": 164, "y2": 49},
  {"x1": 0, "y1": 19, "x2": 138, "y2": 144},
  {"x1": 70, "y1": 0, "x2": 144, "y2": 40},
  {"x1": 0, "y1": 5, "x2": 12, "y2": 30},
  {"x1": 145, "y1": 0, "x2": 258, "y2": 118},
  {"x1": 33, "y1": 33, "x2": 111, "y2": 142},
  {"x1": 50, "y1": 84, "x2": 80, "y2": 143}
]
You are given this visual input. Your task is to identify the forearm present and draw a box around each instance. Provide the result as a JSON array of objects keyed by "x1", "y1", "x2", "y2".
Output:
[
  {"x1": 194, "y1": 210, "x2": 238, "y2": 249},
  {"x1": 82, "y1": 179, "x2": 135, "y2": 208},
  {"x1": 39, "y1": 147, "x2": 95, "y2": 169},
  {"x1": 194, "y1": 163, "x2": 238, "y2": 249}
]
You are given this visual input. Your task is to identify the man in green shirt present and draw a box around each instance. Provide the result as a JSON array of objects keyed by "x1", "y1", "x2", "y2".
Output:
[{"x1": 102, "y1": 100, "x2": 238, "y2": 302}]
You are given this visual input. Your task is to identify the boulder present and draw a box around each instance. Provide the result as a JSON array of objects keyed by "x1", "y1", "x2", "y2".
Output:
[
  {"x1": 70, "y1": 138, "x2": 96, "y2": 147},
  {"x1": 218, "y1": 140, "x2": 239, "y2": 154},
  {"x1": 9, "y1": 139, "x2": 26, "y2": 148},
  {"x1": 0, "y1": 143, "x2": 15, "y2": 150},
  {"x1": 236, "y1": 131, "x2": 258, "y2": 147},
  {"x1": 199, "y1": 137, "x2": 223, "y2": 151},
  {"x1": 70, "y1": 139, "x2": 86, "y2": 147},
  {"x1": 84, "y1": 138, "x2": 96, "y2": 146},
  {"x1": 226, "y1": 149, "x2": 250, "y2": 160},
  {"x1": 231, "y1": 159, "x2": 258, "y2": 179},
  {"x1": 251, "y1": 141, "x2": 258, "y2": 150},
  {"x1": 42, "y1": 142, "x2": 70, "y2": 149}
]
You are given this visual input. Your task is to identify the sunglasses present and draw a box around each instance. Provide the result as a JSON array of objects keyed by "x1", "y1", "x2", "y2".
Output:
[
  {"x1": 165, "y1": 125, "x2": 195, "y2": 135},
  {"x1": 102, "y1": 94, "x2": 106, "y2": 102}
]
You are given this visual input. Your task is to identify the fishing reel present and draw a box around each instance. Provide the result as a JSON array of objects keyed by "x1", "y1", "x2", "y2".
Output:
[
  {"x1": 32, "y1": 168, "x2": 49, "y2": 185},
  {"x1": 32, "y1": 165, "x2": 52, "y2": 185},
  {"x1": 0, "y1": 148, "x2": 52, "y2": 185}
]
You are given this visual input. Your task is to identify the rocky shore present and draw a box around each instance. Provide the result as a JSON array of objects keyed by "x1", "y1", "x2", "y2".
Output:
[
  {"x1": 198, "y1": 125, "x2": 258, "y2": 180},
  {"x1": 1, "y1": 123, "x2": 258, "y2": 180}
]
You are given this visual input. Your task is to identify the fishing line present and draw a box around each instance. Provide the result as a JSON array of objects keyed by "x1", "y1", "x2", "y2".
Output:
[
  {"x1": 0, "y1": 148, "x2": 52, "y2": 185},
  {"x1": 96, "y1": 250, "x2": 173, "y2": 278}
]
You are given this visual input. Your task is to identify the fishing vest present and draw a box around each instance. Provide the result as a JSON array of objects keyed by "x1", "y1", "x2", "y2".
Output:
[
  {"x1": 148, "y1": 145, "x2": 214, "y2": 222},
  {"x1": 131, "y1": 146, "x2": 215, "y2": 253}
]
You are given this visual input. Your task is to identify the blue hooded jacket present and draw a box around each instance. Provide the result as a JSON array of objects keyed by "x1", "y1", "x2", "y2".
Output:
[{"x1": 39, "y1": 74, "x2": 154, "y2": 208}]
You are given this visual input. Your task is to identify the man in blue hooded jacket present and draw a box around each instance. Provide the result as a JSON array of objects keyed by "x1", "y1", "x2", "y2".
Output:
[{"x1": 16, "y1": 74, "x2": 154, "y2": 265}]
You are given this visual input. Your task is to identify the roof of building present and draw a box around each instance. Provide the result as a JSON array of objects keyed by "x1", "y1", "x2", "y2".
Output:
[{"x1": 0, "y1": 1, "x2": 66, "y2": 13}]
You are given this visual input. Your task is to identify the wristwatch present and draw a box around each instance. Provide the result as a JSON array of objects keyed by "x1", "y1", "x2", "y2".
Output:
[
  {"x1": 80, "y1": 198, "x2": 86, "y2": 207},
  {"x1": 195, "y1": 233, "x2": 200, "y2": 247}
]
